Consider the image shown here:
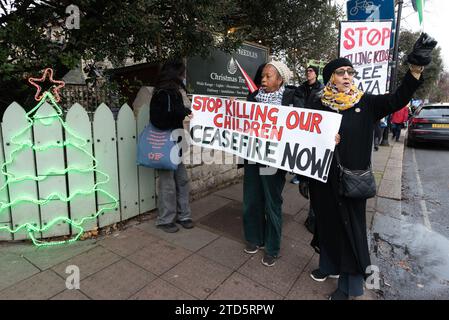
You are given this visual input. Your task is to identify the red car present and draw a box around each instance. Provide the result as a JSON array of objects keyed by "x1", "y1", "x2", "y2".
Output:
[{"x1": 406, "y1": 103, "x2": 449, "y2": 147}]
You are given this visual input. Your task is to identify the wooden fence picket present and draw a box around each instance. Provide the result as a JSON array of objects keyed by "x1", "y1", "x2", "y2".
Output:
[
  {"x1": 136, "y1": 104, "x2": 157, "y2": 214},
  {"x1": 0, "y1": 126, "x2": 12, "y2": 240},
  {"x1": 2, "y1": 103, "x2": 40, "y2": 240},
  {"x1": 33, "y1": 102, "x2": 70, "y2": 238},
  {"x1": 117, "y1": 104, "x2": 140, "y2": 220},
  {"x1": 93, "y1": 103, "x2": 120, "y2": 227},
  {"x1": 65, "y1": 103, "x2": 98, "y2": 232}
]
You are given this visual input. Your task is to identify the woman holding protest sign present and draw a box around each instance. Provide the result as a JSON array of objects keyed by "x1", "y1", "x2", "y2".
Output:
[
  {"x1": 242, "y1": 60, "x2": 297, "y2": 267},
  {"x1": 297, "y1": 33, "x2": 437, "y2": 299},
  {"x1": 150, "y1": 59, "x2": 194, "y2": 233}
]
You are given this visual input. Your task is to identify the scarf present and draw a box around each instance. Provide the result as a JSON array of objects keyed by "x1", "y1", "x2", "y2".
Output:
[
  {"x1": 321, "y1": 74, "x2": 364, "y2": 112},
  {"x1": 255, "y1": 86, "x2": 285, "y2": 105}
]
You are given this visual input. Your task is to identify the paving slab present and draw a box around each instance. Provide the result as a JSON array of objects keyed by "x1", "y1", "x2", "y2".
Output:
[
  {"x1": 196, "y1": 237, "x2": 250, "y2": 270},
  {"x1": 283, "y1": 215, "x2": 313, "y2": 246},
  {"x1": 238, "y1": 252, "x2": 303, "y2": 296},
  {"x1": 50, "y1": 289, "x2": 90, "y2": 300},
  {"x1": 293, "y1": 208, "x2": 309, "y2": 225},
  {"x1": 371, "y1": 212, "x2": 404, "y2": 243},
  {"x1": 129, "y1": 278, "x2": 196, "y2": 300},
  {"x1": 198, "y1": 200, "x2": 244, "y2": 242},
  {"x1": 0, "y1": 242, "x2": 37, "y2": 256},
  {"x1": 162, "y1": 254, "x2": 233, "y2": 299},
  {"x1": 190, "y1": 195, "x2": 233, "y2": 221},
  {"x1": 285, "y1": 255, "x2": 337, "y2": 300},
  {"x1": 127, "y1": 239, "x2": 192, "y2": 276},
  {"x1": 52, "y1": 246, "x2": 122, "y2": 280},
  {"x1": 138, "y1": 222, "x2": 218, "y2": 252},
  {"x1": 213, "y1": 183, "x2": 243, "y2": 202},
  {"x1": 98, "y1": 227, "x2": 159, "y2": 257},
  {"x1": 376, "y1": 197, "x2": 403, "y2": 220},
  {"x1": 21, "y1": 239, "x2": 97, "y2": 270},
  {"x1": 0, "y1": 270, "x2": 66, "y2": 300},
  {"x1": 383, "y1": 166, "x2": 402, "y2": 182},
  {"x1": 367, "y1": 197, "x2": 376, "y2": 212},
  {"x1": 0, "y1": 252, "x2": 40, "y2": 291},
  {"x1": 279, "y1": 236, "x2": 314, "y2": 270},
  {"x1": 80, "y1": 259, "x2": 156, "y2": 300},
  {"x1": 281, "y1": 183, "x2": 309, "y2": 215},
  {"x1": 208, "y1": 272, "x2": 282, "y2": 300},
  {"x1": 377, "y1": 178, "x2": 402, "y2": 200},
  {"x1": 386, "y1": 159, "x2": 403, "y2": 168}
]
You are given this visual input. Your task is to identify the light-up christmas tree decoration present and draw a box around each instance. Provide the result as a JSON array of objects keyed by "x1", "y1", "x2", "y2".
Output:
[{"x1": 0, "y1": 68, "x2": 119, "y2": 246}]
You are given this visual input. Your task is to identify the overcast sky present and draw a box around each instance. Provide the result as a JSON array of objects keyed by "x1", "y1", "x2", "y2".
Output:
[{"x1": 335, "y1": 0, "x2": 448, "y2": 71}]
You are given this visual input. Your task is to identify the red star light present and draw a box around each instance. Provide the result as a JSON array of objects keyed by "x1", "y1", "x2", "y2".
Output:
[{"x1": 28, "y1": 68, "x2": 65, "y2": 102}]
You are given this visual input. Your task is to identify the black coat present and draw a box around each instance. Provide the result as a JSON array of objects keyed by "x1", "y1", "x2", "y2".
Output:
[
  {"x1": 307, "y1": 71, "x2": 423, "y2": 276},
  {"x1": 150, "y1": 88, "x2": 191, "y2": 130},
  {"x1": 295, "y1": 80, "x2": 324, "y2": 108}
]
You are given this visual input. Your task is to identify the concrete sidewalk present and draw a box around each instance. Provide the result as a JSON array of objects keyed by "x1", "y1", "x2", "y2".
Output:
[{"x1": 0, "y1": 137, "x2": 404, "y2": 300}]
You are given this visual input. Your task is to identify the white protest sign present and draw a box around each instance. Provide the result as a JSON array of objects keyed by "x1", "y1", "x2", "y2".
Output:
[
  {"x1": 339, "y1": 21, "x2": 392, "y2": 94},
  {"x1": 189, "y1": 95, "x2": 342, "y2": 183}
]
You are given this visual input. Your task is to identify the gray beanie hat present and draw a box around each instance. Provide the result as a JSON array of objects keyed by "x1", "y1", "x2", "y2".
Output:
[{"x1": 266, "y1": 60, "x2": 293, "y2": 84}]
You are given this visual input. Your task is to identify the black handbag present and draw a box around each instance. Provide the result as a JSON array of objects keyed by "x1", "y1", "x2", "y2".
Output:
[{"x1": 335, "y1": 149, "x2": 376, "y2": 199}]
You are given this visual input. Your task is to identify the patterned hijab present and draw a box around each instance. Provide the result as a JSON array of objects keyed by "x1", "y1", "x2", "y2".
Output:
[{"x1": 321, "y1": 74, "x2": 364, "y2": 112}]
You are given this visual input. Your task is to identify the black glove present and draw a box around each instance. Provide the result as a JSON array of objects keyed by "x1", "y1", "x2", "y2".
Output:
[
  {"x1": 407, "y1": 33, "x2": 438, "y2": 66},
  {"x1": 298, "y1": 180, "x2": 309, "y2": 199}
]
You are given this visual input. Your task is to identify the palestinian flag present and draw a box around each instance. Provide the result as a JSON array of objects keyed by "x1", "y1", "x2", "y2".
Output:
[
  {"x1": 412, "y1": 0, "x2": 424, "y2": 26},
  {"x1": 234, "y1": 59, "x2": 258, "y2": 93}
]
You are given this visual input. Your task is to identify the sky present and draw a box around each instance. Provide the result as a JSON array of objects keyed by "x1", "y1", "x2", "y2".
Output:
[{"x1": 334, "y1": 0, "x2": 449, "y2": 71}]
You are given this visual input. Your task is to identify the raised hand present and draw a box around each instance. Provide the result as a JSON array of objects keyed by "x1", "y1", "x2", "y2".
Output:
[{"x1": 407, "y1": 33, "x2": 438, "y2": 66}]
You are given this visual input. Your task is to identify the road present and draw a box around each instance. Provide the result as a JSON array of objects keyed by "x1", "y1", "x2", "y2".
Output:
[{"x1": 373, "y1": 141, "x2": 449, "y2": 299}]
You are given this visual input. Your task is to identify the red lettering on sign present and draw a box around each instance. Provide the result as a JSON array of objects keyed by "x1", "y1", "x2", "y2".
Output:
[
  {"x1": 343, "y1": 26, "x2": 391, "y2": 50},
  {"x1": 343, "y1": 28, "x2": 355, "y2": 50},
  {"x1": 213, "y1": 114, "x2": 223, "y2": 127}
]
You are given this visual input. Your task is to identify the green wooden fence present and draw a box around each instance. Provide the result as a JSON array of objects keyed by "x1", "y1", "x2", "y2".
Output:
[{"x1": 0, "y1": 101, "x2": 156, "y2": 242}]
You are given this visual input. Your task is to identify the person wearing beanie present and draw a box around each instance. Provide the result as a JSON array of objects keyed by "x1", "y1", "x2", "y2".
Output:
[
  {"x1": 242, "y1": 60, "x2": 299, "y2": 267},
  {"x1": 297, "y1": 33, "x2": 437, "y2": 300}
]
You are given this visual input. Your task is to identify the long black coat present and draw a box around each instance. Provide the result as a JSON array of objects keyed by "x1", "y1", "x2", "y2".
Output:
[{"x1": 307, "y1": 71, "x2": 423, "y2": 275}]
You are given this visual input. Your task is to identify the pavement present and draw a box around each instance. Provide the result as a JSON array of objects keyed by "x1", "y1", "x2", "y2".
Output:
[{"x1": 0, "y1": 134, "x2": 405, "y2": 300}]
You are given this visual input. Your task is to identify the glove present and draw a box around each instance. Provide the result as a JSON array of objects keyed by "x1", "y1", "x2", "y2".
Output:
[
  {"x1": 407, "y1": 33, "x2": 438, "y2": 66},
  {"x1": 298, "y1": 180, "x2": 309, "y2": 199}
]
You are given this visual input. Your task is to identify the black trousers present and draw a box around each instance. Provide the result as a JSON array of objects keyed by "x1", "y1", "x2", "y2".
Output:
[
  {"x1": 243, "y1": 164, "x2": 286, "y2": 257},
  {"x1": 319, "y1": 247, "x2": 364, "y2": 296}
]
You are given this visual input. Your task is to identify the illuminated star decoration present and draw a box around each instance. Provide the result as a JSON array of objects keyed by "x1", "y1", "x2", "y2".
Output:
[{"x1": 28, "y1": 68, "x2": 65, "y2": 102}]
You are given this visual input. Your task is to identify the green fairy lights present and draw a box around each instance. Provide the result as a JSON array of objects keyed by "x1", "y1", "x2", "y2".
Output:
[{"x1": 0, "y1": 90, "x2": 119, "y2": 247}]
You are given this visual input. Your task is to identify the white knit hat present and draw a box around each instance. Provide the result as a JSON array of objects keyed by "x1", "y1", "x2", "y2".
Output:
[{"x1": 266, "y1": 60, "x2": 293, "y2": 84}]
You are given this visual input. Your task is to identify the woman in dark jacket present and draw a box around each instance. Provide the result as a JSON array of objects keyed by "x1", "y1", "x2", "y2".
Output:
[
  {"x1": 299, "y1": 33, "x2": 437, "y2": 299},
  {"x1": 150, "y1": 59, "x2": 193, "y2": 233},
  {"x1": 243, "y1": 60, "x2": 296, "y2": 267}
]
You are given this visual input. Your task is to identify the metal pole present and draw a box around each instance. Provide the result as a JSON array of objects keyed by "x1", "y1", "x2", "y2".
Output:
[
  {"x1": 381, "y1": 0, "x2": 404, "y2": 146},
  {"x1": 390, "y1": 0, "x2": 404, "y2": 93}
]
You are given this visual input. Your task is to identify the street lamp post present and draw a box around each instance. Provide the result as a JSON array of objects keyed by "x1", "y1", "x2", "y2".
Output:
[{"x1": 381, "y1": 0, "x2": 404, "y2": 146}]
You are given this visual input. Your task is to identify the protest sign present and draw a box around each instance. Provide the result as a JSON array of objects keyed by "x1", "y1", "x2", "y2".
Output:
[
  {"x1": 189, "y1": 95, "x2": 342, "y2": 183},
  {"x1": 339, "y1": 21, "x2": 392, "y2": 94}
]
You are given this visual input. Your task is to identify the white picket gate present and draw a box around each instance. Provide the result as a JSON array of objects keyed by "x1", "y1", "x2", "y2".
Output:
[{"x1": 0, "y1": 101, "x2": 156, "y2": 242}]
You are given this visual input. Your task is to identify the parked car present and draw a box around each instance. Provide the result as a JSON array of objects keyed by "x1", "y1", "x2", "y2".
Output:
[{"x1": 406, "y1": 103, "x2": 449, "y2": 147}]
